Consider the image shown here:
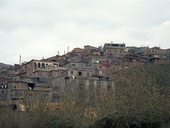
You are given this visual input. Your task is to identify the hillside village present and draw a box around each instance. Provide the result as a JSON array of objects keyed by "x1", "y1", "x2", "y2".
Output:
[{"x1": 0, "y1": 42, "x2": 170, "y2": 110}]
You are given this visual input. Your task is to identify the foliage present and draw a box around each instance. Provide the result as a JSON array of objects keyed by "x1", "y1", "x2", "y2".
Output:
[{"x1": 0, "y1": 64, "x2": 170, "y2": 128}]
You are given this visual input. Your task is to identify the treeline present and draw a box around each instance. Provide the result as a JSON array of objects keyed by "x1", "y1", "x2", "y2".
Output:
[{"x1": 0, "y1": 63, "x2": 170, "y2": 128}]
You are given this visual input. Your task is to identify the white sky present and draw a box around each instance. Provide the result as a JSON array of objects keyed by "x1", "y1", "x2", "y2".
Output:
[{"x1": 0, "y1": 0, "x2": 170, "y2": 64}]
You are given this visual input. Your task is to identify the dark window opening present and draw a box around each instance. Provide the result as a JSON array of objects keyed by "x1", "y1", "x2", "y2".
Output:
[
  {"x1": 42, "y1": 63, "x2": 45, "y2": 68},
  {"x1": 71, "y1": 71, "x2": 73, "y2": 74},
  {"x1": 1, "y1": 90, "x2": 4, "y2": 94},
  {"x1": 71, "y1": 64, "x2": 75, "y2": 66},
  {"x1": 28, "y1": 83, "x2": 35, "y2": 90},
  {"x1": 87, "y1": 72, "x2": 89, "y2": 76},
  {"x1": 78, "y1": 72, "x2": 82, "y2": 76},
  {"x1": 12, "y1": 104, "x2": 17, "y2": 111},
  {"x1": 38, "y1": 63, "x2": 41, "y2": 68},
  {"x1": 130, "y1": 58, "x2": 133, "y2": 62},
  {"x1": 65, "y1": 76, "x2": 70, "y2": 79},
  {"x1": 107, "y1": 85, "x2": 112, "y2": 91},
  {"x1": 112, "y1": 44, "x2": 119, "y2": 47}
]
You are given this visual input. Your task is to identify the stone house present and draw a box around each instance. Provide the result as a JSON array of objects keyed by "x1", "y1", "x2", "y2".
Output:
[
  {"x1": 90, "y1": 57, "x2": 112, "y2": 77},
  {"x1": 21, "y1": 60, "x2": 60, "y2": 78},
  {"x1": 103, "y1": 43, "x2": 126, "y2": 57},
  {"x1": 144, "y1": 47, "x2": 161, "y2": 56},
  {"x1": 126, "y1": 47, "x2": 146, "y2": 55},
  {"x1": 84, "y1": 45, "x2": 101, "y2": 56},
  {"x1": 72, "y1": 48, "x2": 84, "y2": 54},
  {"x1": 0, "y1": 77, "x2": 51, "y2": 110},
  {"x1": 67, "y1": 63, "x2": 96, "y2": 78},
  {"x1": 84, "y1": 45, "x2": 98, "y2": 52}
]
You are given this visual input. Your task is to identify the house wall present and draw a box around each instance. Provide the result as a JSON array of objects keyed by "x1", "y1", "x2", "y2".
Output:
[
  {"x1": 64, "y1": 77, "x2": 115, "y2": 105},
  {"x1": 0, "y1": 88, "x2": 8, "y2": 100},
  {"x1": 68, "y1": 68, "x2": 95, "y2": 78},
  {"x1": 93, "y1": 51, "x2": 101, "y2": 56},
  {"x1": 7, "y1": 81, "x2": 28, "y2": 100},
  {"x1": 33, "y1": 71, "x2": 50, "y2": 78},
  {"x1": 104, "y1": 48, "x2": 125, "y2": 56},
  {"x1": 50, "y1": 70, "x2": 67, "y2": 78}
]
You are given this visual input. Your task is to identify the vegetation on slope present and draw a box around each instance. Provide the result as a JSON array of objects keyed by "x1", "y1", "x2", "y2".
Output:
[{"x1": 0, "y1": 63, "x2": 170, "y2": 128}]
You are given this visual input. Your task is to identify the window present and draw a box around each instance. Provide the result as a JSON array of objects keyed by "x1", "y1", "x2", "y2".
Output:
[
  {"x1": 107, "y1": 85, "x2": 112, "y2": 91},
  {"x1": 71, "y1": 71, "x2": 73, "y2": 74},
  {"x1": 28, "y1": 83, "x2": 35, "y2": 90},
  {"x1": 1, "y1": 90, "x2": 4, "y2": 94},
  {"x1": 71, "y1": 64, "x2": 75, "y2": 66},
  {"x1": 78, "y1": 72, "x2": 82, "y2": 76},
  {"x1": 42, "y1": 63, "x2": 45, "y2": 68},
  {"x1": 38, "y1": 63, "x2": 41, "y2": 68},
  {"x1": 12, "y1": 104, "x2": 17, "y2": 111},
  {"x1": 87, "y1": 72, "x2": 89, "y2": 76}
]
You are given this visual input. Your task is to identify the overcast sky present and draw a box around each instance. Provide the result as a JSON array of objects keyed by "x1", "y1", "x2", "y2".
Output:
[{"x1": 0, "y1": 0, "x2": 170, "y2": 64}]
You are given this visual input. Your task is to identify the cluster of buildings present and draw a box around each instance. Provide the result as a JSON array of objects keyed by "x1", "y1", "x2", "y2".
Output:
[{"x1": 0, "y1": 42, "x2": 170, "y2": 110}]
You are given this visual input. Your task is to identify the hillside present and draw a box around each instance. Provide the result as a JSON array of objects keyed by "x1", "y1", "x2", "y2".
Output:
[{"x1": 0, "y1": 63, "x2": 11, "y2": 72}]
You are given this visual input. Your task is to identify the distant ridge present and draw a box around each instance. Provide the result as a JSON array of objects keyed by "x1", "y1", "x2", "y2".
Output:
[{"x1": 0, "y1": 63, "x2": 11, "y2": 70}]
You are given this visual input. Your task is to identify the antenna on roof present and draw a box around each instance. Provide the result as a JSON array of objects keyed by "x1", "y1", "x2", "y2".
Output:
[
  {"x1": 19, "y1": 55, "x2": 21, "y2": 65},
  {"x1": 67, "y1": 46, "x2": 69, "y2": 53}
]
